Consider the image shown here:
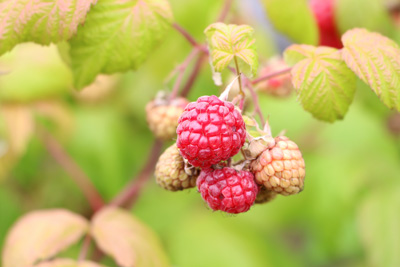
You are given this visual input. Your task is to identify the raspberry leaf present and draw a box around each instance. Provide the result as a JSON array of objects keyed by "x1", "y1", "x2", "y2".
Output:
[
  {"x1": 0, "y1": 0, "x2": 96, "y2": 56},
  {"x1": 90, "y1": 207, "x2": 169, "y2": 267},
  {"x1": 68, "y1": 0, "x2": 173, "y2": 89},
  {"x1": 341, "y1": 28, "x2": 400, "y2": 111},
  {"x1": 35, "y1": 259, "x2": 108, "y2": 267},
  {"x1": 204, "y1": 23, "x2": 258, "y2": 80},
  {"x1": 2, "y1": 209, "x2": 89, "y2": 267},
  {"x1": 285, "y1": 44, "x2": 356, "y2": 122},
  {"x1": 261, "y1": 0, "x2": 318, "y2": 45}
]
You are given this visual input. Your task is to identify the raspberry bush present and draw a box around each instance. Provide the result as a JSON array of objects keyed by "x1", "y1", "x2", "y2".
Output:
[{"x1": 1, "y1": 0, "x2": 400, "y2": 266}]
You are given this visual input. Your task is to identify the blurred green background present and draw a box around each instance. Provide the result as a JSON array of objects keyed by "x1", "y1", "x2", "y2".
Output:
[{"x1": 1, "y1": 0, "x2": 400, "y2": 266}]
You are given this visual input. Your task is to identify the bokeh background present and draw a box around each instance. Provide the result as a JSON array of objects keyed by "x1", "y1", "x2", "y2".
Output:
[{"x1": 1, "y1": 0, "x2": 400, "y2": 266}]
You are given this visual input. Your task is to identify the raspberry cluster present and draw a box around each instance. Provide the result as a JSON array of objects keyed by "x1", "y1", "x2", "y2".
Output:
[{"x1": 151, "y1": 94, "x2": 306, "y2": 215}]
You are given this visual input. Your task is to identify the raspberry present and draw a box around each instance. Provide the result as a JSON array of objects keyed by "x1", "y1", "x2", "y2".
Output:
[
  {"x1": 146, "y1": 97, "x2": 188, "y2": 141},
  {"x1": 257, "y1": 59, "x2": 292, "y2": 97},
  {"x1": 155, "y1": 143, "x2": 199, "y2": 191},
  {"x1": 251, "y1": 136, "x2": 305, "y2": 196},
  {"x1": 196, "y1": 167, "x2": 258, "y2": 214},
  {"x1": 310, "y1": 0, "x2": 343, "y2": 48},
  {"x1": 255, "y1": 186, "x2": 277, "y2": 204},
  {"x1": 176, "y1": 95, "x2": 246, "y2": 168}
]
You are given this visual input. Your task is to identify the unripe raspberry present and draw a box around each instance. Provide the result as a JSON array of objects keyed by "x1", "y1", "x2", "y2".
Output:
[
  {"x1": 255, "y1": 186, "x2": 277, "y2": 204},
  {"x1": 257, "y1": 58, "x2": 292, "y2": 97},
  {"x1": 146, "y1": 97, "x2": 188, "y2": 141},
  {"x1": 155, "y1": 143, "x2": 199, "y2": 191},
  {"x1": 310, "y1": 0, "x2": 343, "y2": 48},
  {"x1": 176, "y1": 95, "x2": 246, "y2": 168},
  {"x1": 197, "y1": 167, "x2": 258, "y2": 214},
  {"x1": 251, "y1": 136, "x2": 305, "y2": 196}
]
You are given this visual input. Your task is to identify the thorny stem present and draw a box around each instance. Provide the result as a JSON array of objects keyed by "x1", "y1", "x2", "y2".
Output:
[
  {"x1": 217, "y1": 0, "x2": 234, "y2": 22},
  {"x1": 41, "y1": 130, "x2": 105, "y2": 212},
  {"x1": 251, "y1": 67, "x2": 292, "y2": 85},
  {"x1": 233, "y1": 56, "x2": 245, "y2": 97},
  {"x1": 169, "y1": 48, "x2": 200, "y2": 100},
  {"x1": 110, "y1": 139, "x2": 164, "y2": 208},
  {"x1": 78, "y1": 235, "x2": 92, "y2": 261}
]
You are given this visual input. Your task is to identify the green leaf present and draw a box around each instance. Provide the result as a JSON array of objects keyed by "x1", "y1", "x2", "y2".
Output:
[
  {"x1": 0, "y1": 0, "x2": 96, "y2": 55},
  {"x1": 336, "y1": 0, "x2": 395, "y2": 36},
  {"x1": 341, "y1": 28, "x2": 400, "y2": 111},
  {"x1": 91, "y1": 207, "x2": 169, "y2": 267},
  {"x1": 2, "y1": 209, "x2": 89, "y2": 267},
  {"x1": 358, "y1": 186, "x2": 400, "y2": 267},
  {"x1": 35, "y1": 258, "x2": 108, "y2": 267},
  {"x1": 204, "y1": 23, "x2": 258, "y2": 78},
  {"x1": 261, "y1": 0, "x2": 318, "y2": 45},
  {"x1": 68, "y1": 0, "x2": 173, "y2": 89},
  {"x1": 285, "y1": 44, "x2": 357, "y2": 122}
]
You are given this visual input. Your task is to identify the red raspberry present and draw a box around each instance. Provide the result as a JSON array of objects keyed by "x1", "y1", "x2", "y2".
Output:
[
  {"x1": 197, "y1": 167, "x2": 258, "y2": 214},
  {"x1": 310, "y1": 0, "x2": 343, "y2": 48},
  {"x1": 176, "y1": 95, "x2": 246, "y2": 168}
]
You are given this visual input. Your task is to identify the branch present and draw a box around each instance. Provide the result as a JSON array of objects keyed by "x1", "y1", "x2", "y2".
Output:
[
  {"x1": 41, "y1": 130, "x2": 105, "y2": 212},
  {"x1": 244, "y1": 78, "x2": 266, "y2": 127},
  {"x1": 251, "y1": 67, "x2": 292, "y2": 85},
  {"x1": 78, "y1": 235, "x2": 92, "y2": 261},
  {"x1": 111, "y1": 139, "x2": 164, "y2": 208},
  {"x1": 169, "y1": 48, "x2": 200, "y2": 100},
  {"x1": 217, "y1": 0, "x2": 234, "y2": 22},
  {"x1": 180, "y1": 53, "x2": 206, "y2": 98},
  {"x1": 173, "y1": 23, "x2": 200, "y2": 48}
]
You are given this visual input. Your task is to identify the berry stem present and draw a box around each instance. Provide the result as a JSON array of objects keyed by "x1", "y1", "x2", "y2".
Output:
[
  {"x1": 244, "y1": 77, "x2": 265, "y2": 127},
  {"x1": 181, "y1": 53, "x2": 207, "y2": 98},
  {"x1": 251, "y1": 67, "x2": 292, "y2": 85},
  {"x1": 173, "y1": 23, "x2": 200, "y2": 48},
  {"x1": 217, "y1": 0, "x2": 234, "y2": 22},
  {"x1": 233, "y1": 56, "x2": 245, "y2": 97},
  {"x1": 41, "y1": 129, "x2": 105, "y2": 212},
  {"x1": 169, "y1": 48, "x2": 200, "y2": 101},
  {"x1": 78, "y1": 235, "x2": 92, "y2": 260},
  {"x1": 110, "y1": 139, "x2": 164, "y2": 208}
]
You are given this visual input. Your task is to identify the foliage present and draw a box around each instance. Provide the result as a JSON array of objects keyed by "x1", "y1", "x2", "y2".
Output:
[{"x1": 0, "y1": 0, "x2": 400, "y2": 266}]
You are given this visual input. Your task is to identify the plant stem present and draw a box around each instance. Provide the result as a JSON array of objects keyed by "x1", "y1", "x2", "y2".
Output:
[
  {"x1": 181, "y1": 53, "x2": 206, "y2": 98},
  {"x1": 169, "y1": 48, "x2": 200, "y2": 100},
  {"x1": 173, "y1": 23, "x2": 200, "y2": 48},
  {"x1": 217, "y1": 0, "x2": 234, "y2": 22},
  {"x1": 110, "y1": 139, "x2": 164, "y2": 208},
  {"x1": 244, "y1": 78, "x2": 265, "y2": 127},
  {"x1": 78, "y1": 235, "x2": 91, "y2": 261},
  {"x1": 251, "y1": 67, "x2": 292, "y2": 85},
  {"x1": 233, "y1": 56, "x2": 245, "y2": 97},
  {"x1": 41, "y1": 130, "x2": 104, "y2": 212}
]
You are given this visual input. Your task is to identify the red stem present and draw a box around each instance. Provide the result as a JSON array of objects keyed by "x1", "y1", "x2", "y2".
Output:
[
  {"x1": 173, "y1": 23, "x2": 200, "y2": 48},
  {"x1": 42, "y1": 131, "x2": 105, "y2": 212},
  {"x1": 244, "y1": 78, "x2": 265, "y2": 127},
  {"x1": 180, "y1": 53, "x2": 206, "y2": 98},
  {"x1": 217, "y1": 0, "x2": 234, "y2": 22},
  {"x1": 251, "y1": 67, "x2": 292, "y2": 85},
  {"x1": 169, "y1": 48, "x2": 200, "y2": 100},
  {"x1": 110, "y1": 140, "x2": 164, "y2": 208}
]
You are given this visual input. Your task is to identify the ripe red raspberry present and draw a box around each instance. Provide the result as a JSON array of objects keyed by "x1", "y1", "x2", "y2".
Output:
[
  {"x1": 251, "y1": 136, "x2": 305, "y2": 196},
  {"x1": 197, "y1": 167, "x2": 258, "y2": 214},
  {"x1": 176, "y1": 95, "x2": 246, "y2": 168},
  {"x1": 310, "y1": 0, "x2": 343, "y2": 48},
  {"x1": 146, "y1": 97, "x2": 188, "y2": 141}
]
